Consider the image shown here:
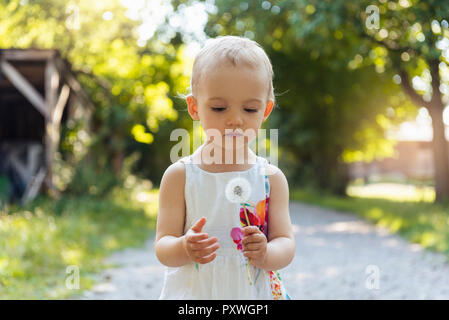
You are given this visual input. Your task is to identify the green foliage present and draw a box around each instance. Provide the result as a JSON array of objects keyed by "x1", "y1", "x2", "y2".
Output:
[
  {"x1": 0, "y1": 0, "x2": 191, "y2": 182},
  {"x1": 0, "y1": 186, "x2": 158, "y2": 299},
  {"x1": 2, "y1": 0, "x2": 447, "y2": 195},
  {"x1": 200, "y1": 0, "x2": 418, "y2": 194},
  {"x1": 65, "y1": 158, "x2": 118, "y2": 197}
]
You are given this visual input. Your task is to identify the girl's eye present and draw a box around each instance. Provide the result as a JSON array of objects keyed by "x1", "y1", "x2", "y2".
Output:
[{"x1": 211, "y1": 107, "x2": 258, "y2": 113}]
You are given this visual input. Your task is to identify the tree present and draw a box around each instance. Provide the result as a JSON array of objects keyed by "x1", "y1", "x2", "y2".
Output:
[
  {"x1": 191, "y1": 0, "x2": 414, "y2": 195},
  {"x1": 264, "y1": 0, "x2": 449, "y2": 201}
]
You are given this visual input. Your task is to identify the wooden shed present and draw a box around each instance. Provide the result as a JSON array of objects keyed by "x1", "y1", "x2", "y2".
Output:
[{"x1": 0, "y1": 49, "x2": 93, "y2": 204}]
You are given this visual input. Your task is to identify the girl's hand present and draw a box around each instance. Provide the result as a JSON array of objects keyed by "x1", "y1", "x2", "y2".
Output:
[
  {"x1": 182, "y1": 217, "x2": 220, "y2": 264},
  {"x1": 241, "y1": 226, "x2": 267, "y2": 268}
]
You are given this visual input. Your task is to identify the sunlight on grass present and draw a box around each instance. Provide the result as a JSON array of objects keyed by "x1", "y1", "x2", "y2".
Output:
[
  {"x1": 420, "y1": 232, "x2": 438, "y2": 248},
  {"x1": 366, "y1": 208, "x2": 383, "y2": 220},
  {"x1": 133, "y1": 188, "x2": 159, "y2": 219},
  {"x1": 0, "y1": 185, "x2": 159, "y2": 299},
  {"x1": 347, "y1": 183, "x2": 435, "y2": 202},
  {"x1": 61, "y1": 248, "x2": 83, "y2": 265}
]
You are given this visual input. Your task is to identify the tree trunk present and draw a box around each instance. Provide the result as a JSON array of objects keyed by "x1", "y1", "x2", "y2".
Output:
[
  {"x1": 428, "y1": 104, "x2": 449, "y2": 202},
  {"x1": 398, "y1": 59, "x2": 449, "y2": 202},
  {"x1": 316, "y1": 148, "x2": 350, "y2": 196},
  {"x1": 334, "y1": 161, "x2": 350, "y2": 196},
  {"x1": 112, "y1": 150, "x2": 124, "y2": 176},
  {"x1": 428, "y1": 60, "x2": 449, "y2": 202}
]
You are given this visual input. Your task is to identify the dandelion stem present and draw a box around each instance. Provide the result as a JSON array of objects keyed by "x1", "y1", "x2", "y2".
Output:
[
  {"x1": 242, "y1": 204, "x2": 253, "y2": 285},
  {"x1": 246, "y1": 261, "x2": 253, "y2": 285},
  {"x1": 242, "y1": 203, "x2": 251, "y2": 226}
]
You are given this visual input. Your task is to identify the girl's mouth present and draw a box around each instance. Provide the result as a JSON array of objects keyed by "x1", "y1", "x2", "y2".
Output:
[{"x1": 224, "y1": 129, "x2": 244, "y2": 137}]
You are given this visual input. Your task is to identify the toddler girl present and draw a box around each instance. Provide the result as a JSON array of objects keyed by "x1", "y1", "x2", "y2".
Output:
[{"x1": 155, "y1": 35, "x2": 295, "y2": 299}]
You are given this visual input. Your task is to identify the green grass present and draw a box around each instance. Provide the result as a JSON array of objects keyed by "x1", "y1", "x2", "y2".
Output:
[
  {"x1": 0, "y1": 186, "x2": 159, "y2": 299},
  {"x1": 290, "y1": 187, "x2": 449, "y2": 259}
]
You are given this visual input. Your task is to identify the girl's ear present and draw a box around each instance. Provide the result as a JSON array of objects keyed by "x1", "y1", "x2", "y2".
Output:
[
  {"x1": 263, "y1": 100, "x2": 274, "y2": 121},
  {"x1": 186, "y1": 95, "x2": 200, "y2": 120}
]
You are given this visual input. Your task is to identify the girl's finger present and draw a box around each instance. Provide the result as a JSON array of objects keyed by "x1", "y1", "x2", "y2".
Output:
[
  {"x1": 196, "y1": 236, "x2": 219, "y2": 247},
  {"x1": 196, "y1": 242, "x2": 220, "y2": 258},
  {"x1": 191, "y1": 240, "x2": 220, "y2": 256},
  {"x1": 242, "y1": 242, "x2": 262, "y2": 251},
  {"x1": 241, "y1": 226, "x2": 260, "y2": 236},
  {"x1": 197, "y1": 252, "x2": 217, "y2": 264},
  {"x1": 187, "y1": 233, "x2": 209, "y2": 243},
  {"x1": 242, "y1": 234, "x2": 265, "y2": 245},
  {"x1": 191, "y1": 238, "x2": 219, "y2": 251},
  {"x1": 242, "y1": 250, "x2": 261, "y2": 259}
]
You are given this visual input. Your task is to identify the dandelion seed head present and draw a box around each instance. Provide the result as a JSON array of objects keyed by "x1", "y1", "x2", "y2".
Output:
[{"x1": 225, "y1": 176, "x2": 251, "y2": 203}]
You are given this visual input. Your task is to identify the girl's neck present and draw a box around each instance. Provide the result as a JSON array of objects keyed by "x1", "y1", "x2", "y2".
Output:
[{"x1": 192, "y1": 141, "x2": 257, "y2": 173}]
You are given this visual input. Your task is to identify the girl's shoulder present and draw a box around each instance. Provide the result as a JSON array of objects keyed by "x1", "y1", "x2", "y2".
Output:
[
  {"x1": 160, "y1": 157, "x2": 188, "y2": 189},
  {"x1": 260, "y1": 158, "x2": 282, "y2": 177},
  {"x1": 264, "y1": 162, "x2": 288, "y2": 191}
]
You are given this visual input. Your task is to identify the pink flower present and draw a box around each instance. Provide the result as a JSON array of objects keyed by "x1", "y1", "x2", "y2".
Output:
[{"x1": 230, "y1": 227, "x2": 243, "y2": 250}]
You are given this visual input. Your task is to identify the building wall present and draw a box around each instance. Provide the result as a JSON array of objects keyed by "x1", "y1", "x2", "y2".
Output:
[{"x1": 348, "y1": 141, "x2": 435, "y2": 181}]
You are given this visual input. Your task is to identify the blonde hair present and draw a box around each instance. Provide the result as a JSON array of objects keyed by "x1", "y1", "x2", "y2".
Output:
[{"x1": 185, "y1": 35, "x2": 275, "y2": 104}]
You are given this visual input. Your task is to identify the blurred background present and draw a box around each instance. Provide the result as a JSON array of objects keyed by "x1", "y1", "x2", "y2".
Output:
[{"x1": 1, "y1": 0, "x2": 449, "y2": 299}]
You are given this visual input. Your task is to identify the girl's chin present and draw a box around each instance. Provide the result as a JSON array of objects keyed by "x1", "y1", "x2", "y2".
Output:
[{"x1": 215, "y1": 136, "x2": 248, "y2": 150}]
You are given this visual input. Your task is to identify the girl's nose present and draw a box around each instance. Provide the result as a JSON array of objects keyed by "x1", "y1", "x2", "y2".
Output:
[{"x1": 225, "y1": 111, "x2": 243, "y2": 127}]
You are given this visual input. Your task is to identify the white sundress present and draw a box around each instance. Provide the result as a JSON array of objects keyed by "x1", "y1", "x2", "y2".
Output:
[{"x1": 158, "y1": 154, "x2": 290, "y2": 300}]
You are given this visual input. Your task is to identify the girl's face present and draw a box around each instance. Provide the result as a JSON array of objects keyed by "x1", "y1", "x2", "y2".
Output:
[{"x1": 187, "y1": 63, "x2": 274, "y2": 152}]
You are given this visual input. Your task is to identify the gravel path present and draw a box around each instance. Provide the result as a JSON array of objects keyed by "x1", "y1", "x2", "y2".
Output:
[{"x1": 81, "y1": 201, "x2": 449, "y2": 299}]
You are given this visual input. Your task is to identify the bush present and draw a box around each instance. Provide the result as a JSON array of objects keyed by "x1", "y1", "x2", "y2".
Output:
[
  {"x1": 0, "y1": 175, "x2": 10, "y2": 207},
  {"x1": 65, "y1": 159, "x2": 118, "y2": 197}
]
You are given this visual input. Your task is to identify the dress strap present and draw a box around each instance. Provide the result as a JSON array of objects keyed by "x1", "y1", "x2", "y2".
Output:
[
  {"x1": 178, "y1": 155, "x2": 192, "y2": 165},
  {"x1": 264, "y1": 174, "x2": 270, "y2": 198},
  {"x1": 256, "y1": 156, "x2": 270, "y2": 198},
  {"x1": 177, "y1": 156, "x2": 193, "y2": 185}
]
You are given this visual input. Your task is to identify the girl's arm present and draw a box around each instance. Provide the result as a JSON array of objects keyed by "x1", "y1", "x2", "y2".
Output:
[
  {"x1": 155, "y1": 161, "x2": 219, "y2": 267},
  {"x1": 259, "y1": 166, "x2": 295, "y2": 271},
  {"x1": 154, "y1": 162, "x2": 191, "y2": 267}
]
